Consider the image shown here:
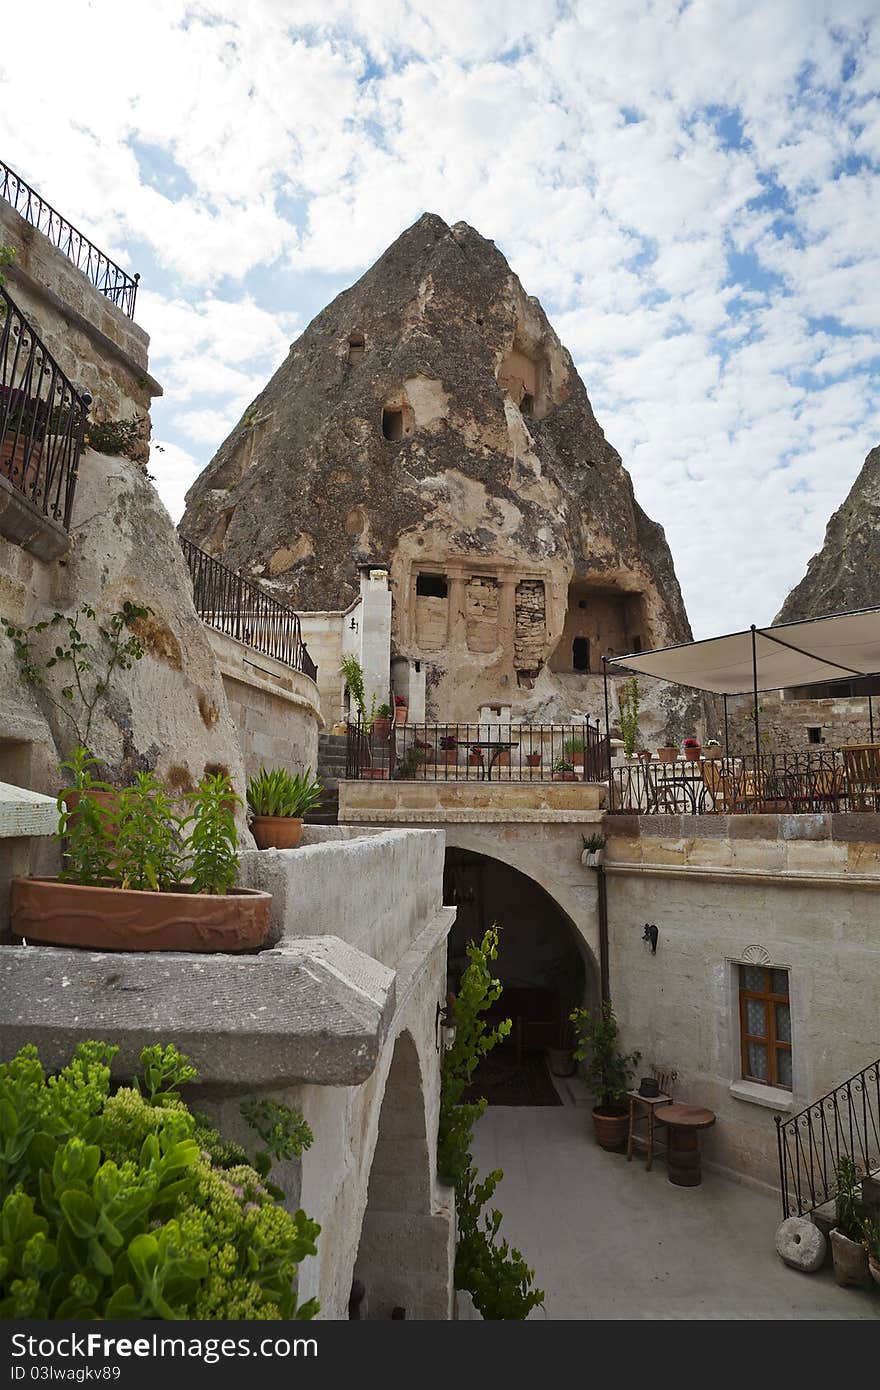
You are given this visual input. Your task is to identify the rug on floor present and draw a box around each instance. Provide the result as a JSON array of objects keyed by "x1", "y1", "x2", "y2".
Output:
[{"x1": 463, "y1": 1047, "x2": 562, "y2": 1107}]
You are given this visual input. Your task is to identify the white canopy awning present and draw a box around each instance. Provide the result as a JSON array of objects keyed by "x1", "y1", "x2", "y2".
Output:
[{"x1": 605, "y1": 606, "x2": 880, "y2": 696}]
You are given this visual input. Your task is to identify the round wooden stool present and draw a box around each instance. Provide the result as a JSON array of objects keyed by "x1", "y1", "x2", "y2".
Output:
[{"x1": 654, "y1": 1104, "x2": 716, "y2": 1186}]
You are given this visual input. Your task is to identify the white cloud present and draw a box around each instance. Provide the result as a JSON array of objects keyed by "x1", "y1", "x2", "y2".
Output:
[{"x1": 1, "y1": 0, "x2": 878, "y2": 635}]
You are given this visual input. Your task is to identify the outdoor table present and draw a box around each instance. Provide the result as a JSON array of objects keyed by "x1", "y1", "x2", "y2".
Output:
[
  {"x1": 458, "y1": 740, "x2": 519, "y2": 780},
  {"x1": 654, "y1": 1104, "x2": 716, "y2": 1186},
  {"x1": 647, "y1": 762, "x2": 708, "y2": 814}
]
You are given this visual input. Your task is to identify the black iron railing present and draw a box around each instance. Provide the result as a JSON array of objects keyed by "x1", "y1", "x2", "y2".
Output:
[
  {"x1": 345, "y1": 719, "x2": 607, "y2": 782},
  {"x1": 0, "y1": 159, "x2": 139, "y2": 318},
  {"x1": 776, "y1": 1059, "x2": 880, "y2": 1217},
  {"x1": 608, "y1": 747, "x2": 880, "y2": 814},
  {"x1": 0, "y1": 285, "x2": 89, "y2": 529},
  {"x1": 180, "y1": 536, "x2": 318, "y2": 681}
]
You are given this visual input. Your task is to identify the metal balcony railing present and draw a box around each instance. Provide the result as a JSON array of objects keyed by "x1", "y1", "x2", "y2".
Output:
[
  {"x1": 345, "y1": 719, "x2": 608, "y2": 782},
  {"x1": 0, "y1": 158, "x2": 139, "y2": 318},
  {"x1": 0, "y1": 284, "x2": 89, "y2": 529},
  {"x1": 776, "y1": 1058, "x2": 880, "y2": 1217},
  {"x1": 180, "y1": 536, "x2": 318, "y2": 681}
]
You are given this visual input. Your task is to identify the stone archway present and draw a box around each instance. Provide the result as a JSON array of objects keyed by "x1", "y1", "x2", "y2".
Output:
[{"x1": 352, "y1": 1030, "x2": 449, "y2": 1319}]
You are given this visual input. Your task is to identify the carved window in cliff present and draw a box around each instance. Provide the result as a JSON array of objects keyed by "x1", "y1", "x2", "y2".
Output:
[
  {"x1": 550, "y1": 582, "x2": 649, "y2": 675},
  {"x1": 348, "y1": 332, "x2": 365, "y2": 363},
  {"x1": 466, "y1": 577, "x2": 499, "y2": 653},
  {"x1": 739, "y1": 966, "x2": 791, "y2": 1089},
  {"x1": 382, "y1": 408, "x2": 404, "y2": 441},
  {"x1": 514, "y1": 580, "x2": 546, "y2": 675},
  {"x1": 572, "y1": 637, "x2": 590, "y2": 672},
  {"x1": 415, "y1": 573, "x2": 448, "y2": 651}
]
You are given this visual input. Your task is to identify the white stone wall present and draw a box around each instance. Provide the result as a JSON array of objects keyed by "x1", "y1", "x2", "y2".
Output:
[
  {"x1": 605, "y1": 814, "x2": 880, "y2": 1191},
  {"x1": 206, "y1": 627, "x2": 322, "y2": 780}
]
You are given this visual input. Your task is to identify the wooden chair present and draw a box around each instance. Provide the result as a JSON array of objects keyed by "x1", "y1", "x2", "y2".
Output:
[
  {"x1": 702, "y1": 759, "x2": 738, "y2": 812},
  {"x1": 842, "y1": 744, "x2": 880, "y2": 811}
]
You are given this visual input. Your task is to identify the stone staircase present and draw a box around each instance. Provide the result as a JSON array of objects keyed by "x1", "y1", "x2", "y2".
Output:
[{"x1": 307, "y1": 732, "x2": 347, "y2": 824}]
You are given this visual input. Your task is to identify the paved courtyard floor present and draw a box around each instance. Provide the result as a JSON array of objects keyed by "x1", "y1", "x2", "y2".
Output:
[{"x1": 471, "y1": 1104, "x2": 878, "y2": 1320}]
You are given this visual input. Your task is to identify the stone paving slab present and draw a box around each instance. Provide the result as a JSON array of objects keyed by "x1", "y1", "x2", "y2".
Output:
[{"x1": 472, "y1": 1106, "x2": 878, "y2": 1320}]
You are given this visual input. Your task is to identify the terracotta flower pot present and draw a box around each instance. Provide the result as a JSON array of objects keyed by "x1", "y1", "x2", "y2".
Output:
[
  {"x1": 250, "y1": 815, "x2": 303, "y2": 850},
  {"x1": 552, "y1": 770, "x2": 577, "y2": 781},
  {"x1": 360, "y1": 767, "x2": 389, "y2": 780},
  {"x1": 703, "y1": 746, "x2": 723, "y2": 759},
  {"x1": 62, "y1": 788, "x2": 120, "y2": 823},
  {"x1": 592, "y1": 1105, "x2": 629, "y2": 1151},
  {"x1": 657, "y1": 747, "x2": 678, "y2": 762},
  {"x1": 525, "y1": 753, "x2": 542, "y2": 767},
  {"x1": 568, "y1": 751, "x2": 585, "y2": 767},
  {"x1": 1, "y1": 434, "x2": 44, "y2": 494},
  {"x1": 440, "y1": 749, "x2": 458, "y2": 765},
  {"x1": 830, "y1": 1228, "x2": 871, "y2": 1288},
  {"x1": 394, "y1": 705, "x2": 408, "y2": 726},
  {"x1": 684, "y1": 746, "x2": 701, "y2": 761},
  {"x1": 372, "y1": 717, "x2": 392, "y2": 741},
  {"x1": 10, "y1": 877, "x2": 272, "y2": 953}
]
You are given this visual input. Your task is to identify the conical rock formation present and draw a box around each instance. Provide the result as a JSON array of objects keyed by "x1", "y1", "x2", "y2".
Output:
[{"x1": 181, "y1": 214, "x2": 693, "y2": 726}]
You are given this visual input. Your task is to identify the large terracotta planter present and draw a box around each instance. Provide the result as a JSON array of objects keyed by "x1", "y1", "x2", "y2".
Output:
[
  {"x1": 592, "y1": 1105, "x2": 629, "y2": 1151},
  {"x1": 830, "y1": 1229, "x2": 871, "y2": 1288},
  {"x1": 657, "y1": 747, "x2": 678, "y2": 762},
  {"x1": 1, "y1": 434, "x2": 44, "y2": 493},
  {"x1": 360, "y1": 767, "x2": 389, "y2": 780},
  {"x1": 684, "y1": 746, "x2": 701, "y2": 761},
  {"x1": 10, "y1": 877, "x2": 272, "y2": 953},
  {"x1": 552, "y1": 770, "x2": 577, "y2": 781},
  {"x1": 372, "y1": 717, "x2": 392, "y2": 741},
  {"x1": 250, "y1": 816, "x2": 303, "y2": 850}
]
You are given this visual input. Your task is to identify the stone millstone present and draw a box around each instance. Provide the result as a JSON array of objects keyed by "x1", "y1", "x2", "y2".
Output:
[
  {"x1": 775, "y1": 1216, "x2": 826, "y2": 1272},
  {"x1": 180, "y1": 212, "x2": 697, "y2": 728},
  {"x1": 777, "y1": 444, "x2": 880, "y2": 619}
]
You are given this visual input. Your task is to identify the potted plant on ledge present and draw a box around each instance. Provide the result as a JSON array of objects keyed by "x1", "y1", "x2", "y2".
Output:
[
  {"x1": 830, "y1": 1156, "x2": 871, "y2": 1288},
  {"x1": 581, "y1": 833, "x2": 606, "y2": 867},
  {"x1": 552, "y1": 758, "x2": 577, "y2": 782},
  {"x1": 657, "y1": 738, "x2": 678, "y2": 762},
  {"x1": 569, "y1": 1001, "x2": 640, "y2": 1150},
  {"x1": 246, "y1": 766, "x2": 324, "y2": 849},
  {"x1": 11, "y1": 762, "x2": 272, "y2": 952},
  {"x1": 683, "y1": 737, "x2": 702, "y2": 761}
]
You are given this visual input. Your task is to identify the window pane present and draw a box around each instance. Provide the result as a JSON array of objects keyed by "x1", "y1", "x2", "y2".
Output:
[
  {"x1": 747, "y1": 1042, "x2": 768, "y2": 1079},
  {"x1": 746, "y1": 999, "x2": 767, "y2": 1036},
  {"x1": 777, "y1": 1050, "x2": 792, "y2": 1089},
  {"x1": 770, "y1": 969, "x2": 789, "y2": 997},
  {"x1": 742, "y1": 965, "x2": 765, "y2": 991},
  {"x1": 775, "y1": 1004, "x2": 791, "y2": 1043}
]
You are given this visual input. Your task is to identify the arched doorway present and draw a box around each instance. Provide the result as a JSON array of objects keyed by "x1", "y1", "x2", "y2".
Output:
[
  {"x1": 444, "y1": 848, "x2": 597, "y2": 1104},
  {"x1": 352, "y1": 1031, "x2": 451, "y2": 1319}
]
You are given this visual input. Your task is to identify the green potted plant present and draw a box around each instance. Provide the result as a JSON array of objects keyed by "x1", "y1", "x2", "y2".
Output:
[
  {"x1": 657, "y1": 737, "x2": 678, "y2": 762},
  {"x1": 552, "y1": 757, "x2": 576, "y2": 782},
  {"x1": 373, "y1": 702, "x2": 393, "y2": 740},
  {"x1": 581, "y1": 832, "x2": 606, "y2": 868},
  {"x1": 11, "y1": 764, "x2": 272, "y2": 952},
  {"x1": 563, "y1": 733, "x2": 586, "y2": 768},
  {"x1": 863, "y1": 1216, "x2": 880, "y2": 1288},
  {"x1": 394, "y1": 693, "x2": 408, "y2": 725},
  {"x1": 439, "y1": 733, "x2": 458, "y2": 766},
  {"x1": 569, "y1": 1001, "x2": 640, "y2": 1150},
  {"x1": 831, "y1": 1156, "x2": 871, "y2": 1288},
  {"x1": 246, "y1": 767, "x2": 324, "y2": 849}
]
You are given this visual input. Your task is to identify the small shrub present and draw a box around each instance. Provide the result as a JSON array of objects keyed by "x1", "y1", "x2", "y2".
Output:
[
  {"x1": 569, "y1": 1001, "x2": 640, "y2": 1110},
  {"x1": 246, "y1": 768, "x2": 323, "y2": 819},
  {"x1": 185, "y1": 773, "x2": 240, "y2": 896},
  {"x1": 0, "y1": 1042, "x2": 319, "y2": 1319},
  {"x1": 85, "y1": 416, "x2": 145, "y2": 459}
]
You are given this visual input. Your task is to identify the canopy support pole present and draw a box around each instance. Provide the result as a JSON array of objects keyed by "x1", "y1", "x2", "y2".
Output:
[
  {"x1": 870, "y1": 692, "x2": 875, "y2": 743},
  {"x1": 723, "y1": 694, "x2": 730, "y2": 758},
  {"x1": 602, "y1": 657, "x2": 614, "y2": 811},
  {"x1": 750, "y1": 626, "x2": 761, "y2": 771}
]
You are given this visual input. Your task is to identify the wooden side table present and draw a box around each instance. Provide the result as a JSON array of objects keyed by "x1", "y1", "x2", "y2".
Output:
[
  {"x1": 654, "y1": 1104, "x2": 716, "y2": 1186},
  {"x1": 626, "y1": 1090, "x2": 671, "y2": 1170}
]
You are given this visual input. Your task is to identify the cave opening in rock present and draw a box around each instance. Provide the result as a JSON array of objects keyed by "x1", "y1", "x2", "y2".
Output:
[{"x1": 382, "y1": 408, "x2": 404, "y2": 441}]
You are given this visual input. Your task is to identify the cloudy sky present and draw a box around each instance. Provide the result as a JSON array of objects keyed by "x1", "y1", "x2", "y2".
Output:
[{"x1": 3, "y1": 1, "x2": 879, "y2": 636}]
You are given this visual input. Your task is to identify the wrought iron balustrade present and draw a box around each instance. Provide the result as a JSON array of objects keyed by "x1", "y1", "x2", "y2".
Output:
[
  {"x1": 608, "y1": 747, "x2": 879, "y2": 814},
  {"x1": 0, "y1": 159, "x2": 139, "y2": 317},
  {"x1": 345, "y1": 719, "x2": 607, "y2": 782},
  {"x1": 776, "y1": 1059, "x2": 880, "y2": 1217},
  {"x1": 180, "y1": 536, "x2": 317, "y2": 680},
  {"x1": 0, "y1": 284, "x2": 89, "y2": 529}
]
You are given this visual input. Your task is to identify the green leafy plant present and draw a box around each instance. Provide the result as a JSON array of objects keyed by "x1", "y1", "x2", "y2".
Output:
[
  {"x1": 375, "y1": 702, "x2": 392, "y2": 720},
  {"x1": 552, "y1": 758, "x2": 574, "y2": 773},
  {"x1": 618, "y1": 677, "x2": 641, "y2": 757},
  {"x1": 569, "y1": 1001, "x2": 640, "y2": 1111},
  {"x1": 339, "y1": 654, "x2": 376, "y2": 731},
  {"x1": 112, "y1": 773, "x2": 183, "y2": 892},
  {"x1": 862, "y1": 1216, "x2": 880, "y2": 1263},
  {"x1": 563, "y1": 733, "x2": 586, "y2": 756},
  {"x1": 835, "y1": 1155, "x2": 866, "y2": 1241},
  {"x1": 55, "y1": 749, "x2": 116, "y2": 885},
  {"x1": 438, "y1": 927, "x2": 543, "y2": 1320},
  {"x1": 394, "y1": 745, "x2": 427, "y2": 779},
  {"x1": 246, "y1": 767, "x2": 323, "y2": 819},
  {"x1": 582, "y1": 832, "x2": 607, "y2": 853},
  {"x1": 0, "y1": 1041, "x2": 319, "y2": 1319},
  {"x1": 185, "y1": 774, "x2": 240, "y2": 896},
  {"x1": 84, "y1": 415, "x2": 145, "y2": 459},
  {"x1": 2, "y1": 601, "x2": 150, "y2": 759}
]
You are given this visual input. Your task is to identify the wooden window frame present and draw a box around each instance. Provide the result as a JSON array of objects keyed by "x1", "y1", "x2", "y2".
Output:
[{"x1": 739, "y1": 965, "x2": 791, "y2": 1089}]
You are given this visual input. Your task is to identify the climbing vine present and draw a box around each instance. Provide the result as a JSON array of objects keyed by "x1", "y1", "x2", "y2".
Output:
[{"x1": 438, "y1": 925, "x2": 544, "y2": 1319}]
